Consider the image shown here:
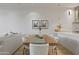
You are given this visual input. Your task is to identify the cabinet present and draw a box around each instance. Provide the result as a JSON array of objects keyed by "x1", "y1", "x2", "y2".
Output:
[
  {"x1": 75, "y1": 6, "x2": 79, "y2": 22},
  {"x1": 72, "y1": 22, "x2": 79, "y2": 33},
  {"x1": 72, "y1": 6, "x2": 79, "y2": 33}
]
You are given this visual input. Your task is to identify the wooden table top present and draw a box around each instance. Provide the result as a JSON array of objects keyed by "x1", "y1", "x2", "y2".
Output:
[
  {"x1": 23, "y1": 35, "x2": 58, "y2": 46},
  {"x1": 43, "y1": 35, "x2": 58, "y2": 45}
]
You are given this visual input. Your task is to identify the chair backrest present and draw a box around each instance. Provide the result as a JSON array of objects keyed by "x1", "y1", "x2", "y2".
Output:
[{"x1": 30, "y1": 43, "x2": 49, "y2": 55}]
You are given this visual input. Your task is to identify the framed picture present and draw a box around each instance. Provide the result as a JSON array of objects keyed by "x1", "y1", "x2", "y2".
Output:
[
  {"x1": 32, "y1": 20, "x2": 39, "y2": 29},
  {"x1": 41, "y1": 20, "x2": 48, "y2": 29},
  {"x1": 32, "y1": 20, "x2": 48, "y2": 29}
]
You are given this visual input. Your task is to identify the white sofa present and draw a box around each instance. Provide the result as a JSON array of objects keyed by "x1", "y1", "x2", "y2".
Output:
[
  {"x1": 0, "y1": 33, "x2": 22, "y2": 55},
  {"x1": 57, "y1": 32, "x2": 79, "y2": 55}
]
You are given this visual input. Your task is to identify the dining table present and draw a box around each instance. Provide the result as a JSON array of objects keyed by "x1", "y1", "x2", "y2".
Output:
[
  {"x1": 23, "y1": 34, "x2": 58, "y2": 46},
  {"x1": 22, "y1": 34, "x2": 59, "y2": 55}
]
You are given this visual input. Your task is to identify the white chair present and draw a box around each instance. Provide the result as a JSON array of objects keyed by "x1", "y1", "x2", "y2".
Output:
[{"x1": 30, "y1": 43, "x2": 49, "y2": 55}]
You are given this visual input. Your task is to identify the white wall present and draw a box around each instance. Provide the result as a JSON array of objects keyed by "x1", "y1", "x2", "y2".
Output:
[{"x1": 0, "y1": 4, "x2": 75, "y2": 34}]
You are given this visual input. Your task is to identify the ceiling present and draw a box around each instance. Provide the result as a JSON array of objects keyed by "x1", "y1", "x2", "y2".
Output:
[
  {"x1": 30, "y1": 3, "x2": 79, "y2": 8},
  {"x1": 0, "y1": 3, "x2": 79, "y2": 9}
]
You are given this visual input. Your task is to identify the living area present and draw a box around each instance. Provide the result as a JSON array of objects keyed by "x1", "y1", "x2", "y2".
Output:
[{"x1": 0, "y1": 3, "x2": 79, "y2": 55}]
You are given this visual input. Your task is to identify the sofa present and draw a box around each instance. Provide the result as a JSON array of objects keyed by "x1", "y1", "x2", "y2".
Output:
[
  {"x1": 0, "y1": 33, "x2": 22, "y2": 55},
  {"x1": 56, "y1": 32, "x2": 79, "y2": 55}
]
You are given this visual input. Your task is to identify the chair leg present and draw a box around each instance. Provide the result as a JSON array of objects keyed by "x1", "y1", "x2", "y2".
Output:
[
  {"x1": 52, "y1": 46, "x2": 57, "y2": 55},
  {"x1": 54, "y1": 47, "x2": 57, "y2": 55},
  {"x1": 23, "y1": 47, "x2": 25, "y2": 55},
  {"x1": 23, "y1": 45, "x2": 29, "y2": 55}
]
